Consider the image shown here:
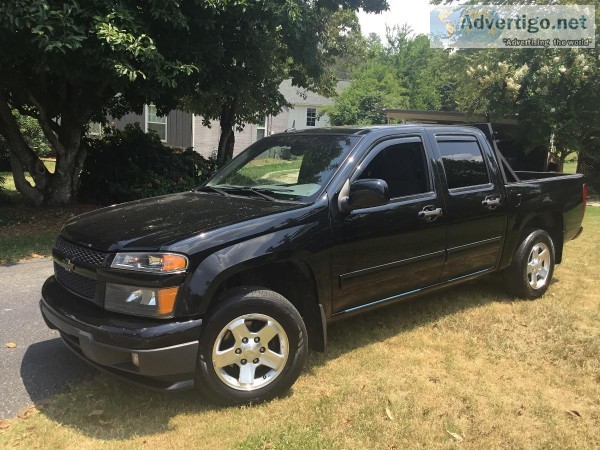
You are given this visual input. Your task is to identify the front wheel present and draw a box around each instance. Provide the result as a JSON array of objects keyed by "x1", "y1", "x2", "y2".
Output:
[
  {"x1": 505, "y1": 229, "x2": 555, "y2": 299},
  {"x1": 196, "y1": 287, "x2": 308, "y2": 405}
]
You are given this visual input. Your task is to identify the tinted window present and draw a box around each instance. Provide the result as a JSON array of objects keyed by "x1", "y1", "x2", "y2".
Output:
[
  {"x1": 358, "y1": 141, "x2": 429, "y2": 198},
  {"x1": 207, "y1": 134, "x2": 361, "y2": 202},
  {"x1": 438, "y1": 140, "x2": 490, "y2": 189}
]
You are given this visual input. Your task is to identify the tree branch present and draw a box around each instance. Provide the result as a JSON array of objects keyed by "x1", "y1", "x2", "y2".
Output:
[
  {"x1": 27, "y1": 93, "x2": 67, "y2": 155},
  {"x1": 0, "y1": 91, "x2": 50, "y2": 196},
  {"x1": 9, "y1": 154, "x2": 44, "y2": 205}
]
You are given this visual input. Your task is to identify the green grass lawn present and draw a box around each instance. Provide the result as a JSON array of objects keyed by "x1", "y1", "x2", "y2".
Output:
[
  {"x1": 562, "y1": 158, "x2": 578, "y2": 174},
  {"x1": 0, "y1": 232, "x2": 57, "y2": 264},
  {"x1": 0, "y1": 158, "x2": 55, "y2": 191},
  {"x1": 1, "y1": 209, "x2": 598, "y2": 448},
  {"x1": 228, "y1": 157, "x2": 302, "y2": 185}
]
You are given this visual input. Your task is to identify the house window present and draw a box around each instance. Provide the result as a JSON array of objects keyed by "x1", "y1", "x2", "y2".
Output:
[
  {"x1": 306, "y1": 108, "x2": 317, "y2": 127},
  {"x1": 256, "y1": 117, "x2": 267, "y2": 140},
  {"x1": 88, "y1": 122, "x2": 102, "y2": 137},
  {"x1": 146, "y1": 105, "x2": 167, "y2": 141}
]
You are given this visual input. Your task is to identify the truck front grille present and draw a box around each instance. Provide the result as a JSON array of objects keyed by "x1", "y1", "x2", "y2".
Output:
[
  {"x1": 54, "y1": 237, "x2": 108, "y2": 268},
  {"x1": 54, "y1": 263, "x2": 98, "y2": 300}
]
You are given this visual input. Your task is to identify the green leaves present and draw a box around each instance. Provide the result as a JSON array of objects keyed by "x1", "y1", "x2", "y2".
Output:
[
  {"x1": 0, "y1": 0, "x2": 388, "y2": 202},
  {"x1": 325, "y1": 27, "x2": 453, "y2": 126}
]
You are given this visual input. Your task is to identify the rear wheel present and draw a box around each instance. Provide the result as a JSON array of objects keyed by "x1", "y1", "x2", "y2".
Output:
[
  {"x1": 506, "y1": 229, "x2": 555, "y2": 299},
  {"x1": 196, "y1": 287, "x2": 308, "y2": 405}
]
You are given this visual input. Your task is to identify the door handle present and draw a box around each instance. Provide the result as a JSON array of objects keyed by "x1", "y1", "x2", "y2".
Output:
[
  {"x1": 418, "y1": 206, "x2": 443, "y2": 222},
  {"x1": 482, "y1": 196, "x2": 501, "y2": 209}
]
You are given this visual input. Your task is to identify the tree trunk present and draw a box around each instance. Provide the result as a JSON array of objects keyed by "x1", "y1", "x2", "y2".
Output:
[
  {"x1": 556, "y1": 150, "x2": 568, "y2": 173},
  {"x1": 577, "y1": 145, "x2": 600, "y2": 192},
  {"x1": 0, "y1": 93, "x2": 48, "y2": 205},
  {"x1": 216, "y1": 96, "x2": 238, "y2": 166},
  {"x1": 0, "y1": 92, "x2": 87, "y2": 205}
]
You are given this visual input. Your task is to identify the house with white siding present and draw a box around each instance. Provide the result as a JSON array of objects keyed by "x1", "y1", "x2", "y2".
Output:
[{"x1": 107, "y1": 79, "x2": 349, "y2": 159}]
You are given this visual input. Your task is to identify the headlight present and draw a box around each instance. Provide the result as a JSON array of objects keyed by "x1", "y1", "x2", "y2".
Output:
[
  {"x1": 105, "y1": 283, "x2": 179, "y2": 318},
  {"x1": 111, "y1": 252, "x2": 188, "y2": 273}
]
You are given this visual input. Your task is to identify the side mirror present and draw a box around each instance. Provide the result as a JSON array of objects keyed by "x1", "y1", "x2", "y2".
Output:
[{"x1": 339, "y1": 179, "x2": 390, "y2": 212}]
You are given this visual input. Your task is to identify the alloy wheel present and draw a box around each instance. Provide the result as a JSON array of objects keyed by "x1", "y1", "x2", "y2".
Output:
[{"x1": 211, "y1": 313, "x2": 289, "y2": 391}]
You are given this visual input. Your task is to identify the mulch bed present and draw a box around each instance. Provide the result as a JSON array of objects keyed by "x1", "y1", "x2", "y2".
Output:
[{"x1": 0, "y1": 204, "x2": 99, "y2": 238}]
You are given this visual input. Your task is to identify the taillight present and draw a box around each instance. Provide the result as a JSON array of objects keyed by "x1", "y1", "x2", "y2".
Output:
[{"x1": 582, "y1": 183, "x2": 588, "y2": 218}]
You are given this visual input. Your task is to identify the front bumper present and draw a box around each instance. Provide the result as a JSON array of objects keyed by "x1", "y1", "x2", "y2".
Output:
[{"x1": 41, "y1": 276, "x2": 203, "y2": 391}]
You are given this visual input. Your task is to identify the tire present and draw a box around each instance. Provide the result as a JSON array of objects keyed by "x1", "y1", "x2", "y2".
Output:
[
  {"x1": 505, "y1": 229, "x2": 555, "y2": 299},
  {"x1": 195, "y1": 287, "x2": 308, "y2": 405}
]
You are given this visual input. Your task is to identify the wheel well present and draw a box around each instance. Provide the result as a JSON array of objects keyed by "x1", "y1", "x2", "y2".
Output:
[
  {"x1": 209, "y1": 261, "x2": 326, "y2": 352},
  {"x1": 522, "y1": 212, "x2": 564, "y2": 263}
]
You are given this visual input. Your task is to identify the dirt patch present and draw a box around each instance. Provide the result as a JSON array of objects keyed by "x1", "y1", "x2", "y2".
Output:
[{"x1": 0, "y1": 204, "x2": 98, "y2": 238}]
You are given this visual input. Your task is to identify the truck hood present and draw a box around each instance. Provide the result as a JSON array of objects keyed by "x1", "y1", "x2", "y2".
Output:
[{"x1": 61, "y1": 192, "x2": 303, "y2": 251}]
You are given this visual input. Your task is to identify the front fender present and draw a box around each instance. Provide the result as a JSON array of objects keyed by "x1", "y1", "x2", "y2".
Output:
[{"x1": 181, "y1": 222, "x2": 325, "y2": 315}]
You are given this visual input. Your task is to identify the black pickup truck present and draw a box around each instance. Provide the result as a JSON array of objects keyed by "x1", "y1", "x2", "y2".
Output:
[{"x1": 41, "y1": 125, "x2": 587, "y2": 405}]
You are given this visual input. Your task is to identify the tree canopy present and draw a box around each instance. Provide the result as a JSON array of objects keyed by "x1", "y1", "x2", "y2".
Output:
[
  {"x1": 0, "y1": 0, "x2": 388, "y2": 204},
  {"x1": 435, "y1": 0, "x2": 600, "y2": 183},
  {"x1": 183, "y1": 6, "x2": 380, "y2": 165},
  {"x1": 323, "y1": 27, "x2": 456, "y2": 126}
]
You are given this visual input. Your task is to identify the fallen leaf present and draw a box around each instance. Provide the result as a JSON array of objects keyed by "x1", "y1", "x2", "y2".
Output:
[
  {"x1": 98, "y1": 419, "x2": 113, "y2": 428},
  {"x1": 17, "y1": 405, "x2": 38, "y2": 420},
  {"x1": 385, "y1": 407, "x2": 394, "y2": 421},
  {"x1": 446, "y1": 431, "x2": 464, "y2": 442},
  {"x1": 5, "y1": 342, "x2": 16, "y2": 349},
  {"x1": 88, "y1": 410, "x2": 104, "y2": 417},
  {"x1": 0, "y1": 419, "x2": 10, "y2": 430},
  {"x1": 566, "y1": 410, "x2": 582, "y2": 418}
]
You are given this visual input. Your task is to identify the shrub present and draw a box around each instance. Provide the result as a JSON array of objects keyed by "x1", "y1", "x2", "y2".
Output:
[{"x1": 79, "y1": 124, "x2": 216, "y2": 205}]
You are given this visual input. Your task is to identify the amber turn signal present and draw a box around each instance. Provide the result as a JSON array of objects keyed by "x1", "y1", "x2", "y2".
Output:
[
  {"x1": 161, "y1": 254, "x2": 188, "y2": 272},
  {"x1": 157, "y1": 287, "x2": 179, "y2": 315}
]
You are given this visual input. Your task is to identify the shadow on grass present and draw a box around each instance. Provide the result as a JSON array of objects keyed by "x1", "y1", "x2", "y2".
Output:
[{"x1": 23, "y1": 273, "x2": 520, "y2": 440}]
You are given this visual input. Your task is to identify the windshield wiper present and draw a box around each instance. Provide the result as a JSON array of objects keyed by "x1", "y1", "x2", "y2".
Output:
[
  {"x1": 198, "y1": 186, "x2": 231, "y2": 197},
  {"x1": 213, "y1": 186, "x2": 278, "y2": 202},
  {"x1": 238, "y1": 187, "x2": 278, "y2": 202}
]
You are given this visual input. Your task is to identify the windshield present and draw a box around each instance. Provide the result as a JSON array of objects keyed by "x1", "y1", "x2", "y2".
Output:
[{"x1": 205, "y1": 134, "x2": 361, "y2": 202}]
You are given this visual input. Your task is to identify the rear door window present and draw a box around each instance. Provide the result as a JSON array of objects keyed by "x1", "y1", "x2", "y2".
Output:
[{"x1": 437, "y1": 139, "x2": 490, "y2": 189}]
